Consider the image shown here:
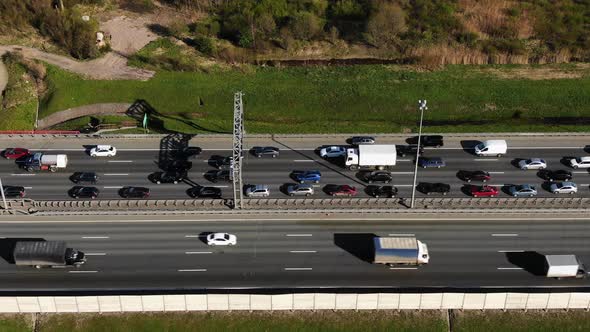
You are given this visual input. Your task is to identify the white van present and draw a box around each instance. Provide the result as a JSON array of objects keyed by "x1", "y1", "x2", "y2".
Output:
[{"x1": 474, "y1": 140, "x2": 507, "y2": 157}]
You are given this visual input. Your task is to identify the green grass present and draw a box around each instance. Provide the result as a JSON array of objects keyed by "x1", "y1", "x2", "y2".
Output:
[
  {"x1": 40, "y1": 63, "x2": 590, "y2": 134},
  {"x1": 50, "y1": 115, "x2": 138, "y2": 130},
  {"x1": 0, "y1": 59, "x2": 37, "y2": 131},
  {"x1": 453, "y1": 310, "x2": 590, "y2": 332},
  {"x1": 0, "y1": 314, "x2": 32, "y2": 332}
]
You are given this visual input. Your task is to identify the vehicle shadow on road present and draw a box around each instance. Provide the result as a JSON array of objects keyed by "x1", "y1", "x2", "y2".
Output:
[
  {"x1": 0, "y1": 238, "x2": 45, "y2": 264},
  {"x1": 460, "y1": 140, "x2": 481, "y2": 156},
  {"x1": 505, "y1": 251, "x2": 547, "y2": 276},
  {"x1": 334, "y1": 233, "x2": 376, "y2": 264}
]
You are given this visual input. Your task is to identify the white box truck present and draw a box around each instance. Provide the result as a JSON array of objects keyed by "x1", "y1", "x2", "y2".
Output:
[
  {"x1": 474, "y1": 140, "x2": 507, "y2": 157},
  {"x1": 23, "y1": 153, "x2": 68, "y2": 172},
  {"x1": 545, "y1": 255, "x2": 586, "y2": 279},
  {"x1": 373, "y1": 237, "x2": 429, "y2": 266},
  {"x1": 345, "y1": 144, "x2": 397, "y2": 170}
]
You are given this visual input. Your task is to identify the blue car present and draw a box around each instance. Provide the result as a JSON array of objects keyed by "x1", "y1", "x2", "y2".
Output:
[
  {"x1": 292, "y1": 170, "x2": 321, "y2": 183},
  {"x1": 418, "y1": 157, "x2": 446, "y2": 168}
]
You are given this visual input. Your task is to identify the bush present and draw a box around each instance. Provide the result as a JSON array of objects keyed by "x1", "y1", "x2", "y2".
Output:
[
  {"x1": 365, "y1": 3, "x2": 406, "y2": 48},
  {"x1": 193, "y1": 36, "x2": 216, "y2": 56},
  {"x1": 289, "y1": 11, "x2": 324, "y2": 40}
]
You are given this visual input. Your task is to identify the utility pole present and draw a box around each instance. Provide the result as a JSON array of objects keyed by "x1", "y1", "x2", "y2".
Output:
[
  {"x1": 231, "y1": 92, "x2": 244, "y2": 209},
  {"x1": 410, "y1": 100, "x2": 428, "y2": 209},
  {"x1": 0, "y1": 177, "x2": 7, "y2": 211}
]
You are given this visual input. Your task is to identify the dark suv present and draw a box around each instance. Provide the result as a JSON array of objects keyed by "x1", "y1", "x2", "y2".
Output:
[
  {"x1": 397, "y1": 144, "x2": 424, "y2": 157},
  {"x1": 409, "y1": 135, "x2": 444, "y2": 147},
  {"x1": 417, "y1": 182, "x2": 451, "y2": 195},
  {"x1": 206, "y1": 170, "x2": 231, "y2": 183},
  {"x1": 457, "y1": 170, "x2": 491, "y2": 183},
  {"x1": 2, "y1": 186, "x2": 25, "y2": 198},
  {"x1": 538, "y1": 169, "x2": 573, "y2": 182},
  {"x1": 120, "y1": 186, "x2": 150, "y2": 198},
  {"x1": 70, "y1": 172, "x2": 98, "y2": 184},
  {"x1": 360, "y1": 171, "x2": 392, "y2": 184},
  {"x1": 70, "y1": 186, "x2": 100, "y2": 199},
  {"x1": 150, "y1": 171, "x2": 186, "y2": 184},
  {"x1": 188, "y1": 186, "x2": 222, "y2": 198},
  {"x1": 366, "y1": 185, "x2": 398, "y2": 198}
]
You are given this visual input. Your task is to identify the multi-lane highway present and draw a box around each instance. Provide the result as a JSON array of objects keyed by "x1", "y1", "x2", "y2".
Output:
[
  {"x1": 0, "y1": 214, "x2": 589, "y2": 292},
  {"x1": 0, "y1": 136, "x2": 589, "y2": 200}
]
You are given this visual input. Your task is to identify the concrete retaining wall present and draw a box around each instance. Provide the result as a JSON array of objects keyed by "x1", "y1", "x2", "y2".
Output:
[{"x1": 1, "y1": 293, "x2": 590, "y2": 312}]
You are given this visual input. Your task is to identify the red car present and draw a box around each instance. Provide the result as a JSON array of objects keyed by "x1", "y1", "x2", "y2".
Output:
[
  {"x1": 471, "y1": 185, "x2": 499, "y2": 197},
  {"x1": 3, "y1": 148, "x2": 29, "y2": 159},
  {"x1": 328, "y1": 185, "x2": 358, "y2": 197}
]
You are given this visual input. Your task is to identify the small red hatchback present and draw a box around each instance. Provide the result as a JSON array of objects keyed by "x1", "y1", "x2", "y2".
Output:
[
  {"x1": 328, "y1": 185, "x2": 358, "y2": 197},
  {"x1": 471, "y1": 185, "x2": 499, "y2": 197},
  {"x1": 3, "y1": 148, "x2": 29, "y2": 159}
]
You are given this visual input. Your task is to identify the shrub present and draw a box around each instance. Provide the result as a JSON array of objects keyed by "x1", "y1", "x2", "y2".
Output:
[
  {"x1": 365, "y1": 3, "x2": 406, "y2": 48},
  {"x1": 193, "y1": 36, "x2": 216, "y2": 56},
  {"x1": 289, "y1": 11, "x2": 324, "y2": 40}
]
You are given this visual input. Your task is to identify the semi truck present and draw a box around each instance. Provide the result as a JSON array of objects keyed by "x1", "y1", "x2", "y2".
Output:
[
  {"x1": 544, "y1": 255, "x2": 586, "y2": 279},
  {"x1": 373, "y1": 237, "x2": 430, "y2": 266},
  {"x1": 22, "y1": 153, "x2": 68, "y2": 172},
  {"x1": 13, "y1": 241, "x2": 86, "y2": 268},
  {"x1": 345, "y1": 144, "x2": 397, "y2": 170}
]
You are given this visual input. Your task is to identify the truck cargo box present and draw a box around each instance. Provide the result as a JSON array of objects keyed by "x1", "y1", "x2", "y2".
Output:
[
  {"x1": 14, "y1": 241, "x2": 68, "y2": 266},
  {"x1": 358, "y1": 145, "x2": 397, "y2": 166},
  {"x1": 545, "y1": 255, "x2": 583, "y2": 278},
  {"x1": 373, "y1": 237, "x2": 429, "y2": 265},
  {"x1": 40, "y1": 154, "x2": 68, "y2": 167}
]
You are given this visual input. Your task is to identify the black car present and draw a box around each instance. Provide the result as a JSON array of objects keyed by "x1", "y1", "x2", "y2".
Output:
[
  {"x1": 538, "y1": 169, "x2": 573, "y2": 182},
  {"x1": 206, "y1": 170, "x2": 231, "y2": 183},
  {"x1": 350, "y1": 136, "x2": 375, "y2": 145},
  {"x1": 457, "y1": 170, "x2": 491, "y2": 183},
  {"x1": 360, "y1": 171, "x2": 392, "y2": 184},
  {"x1": 213, "y1": 156, "x2": 232, "y2": 169},
  {"x1": 70, "y1": 186, "x2": 100, "y2": 199},
  {"x1": 2, "y1": 186, "x2": 25, "y2": 198},
  {"x1": 166, "y1": 160, "x2": 193, "y2": 171},
  {"x1": 417, "y1": 182, "x2": 451, "y2": 195},
  {"x1": 70, "y1": 172, "x2": 98, "y2": 184},
  {"x1": 366, "y1": 185, "x2": 398, "y2": 198},
  {"x1": 120, "y1": 186, "x2": 150, "y2": 198},
  {"x1": 409, "y1": 135, "x2": 444, "y2": 147},
  {"x1": 252, "y1": 146, "x2": 280, "y2": 158},
  {"x1": 150, "y1": 171, "x2": 186, "y2": 184},
  {"x1": 396, "y1": 144, "x2": 424, "y2": 157},
  {"x1": 180, "y1": 146, "x2": 202, "y2": 159},
  {"x1": 188, "y1": 186, "x2": 222, "y2": 198}
]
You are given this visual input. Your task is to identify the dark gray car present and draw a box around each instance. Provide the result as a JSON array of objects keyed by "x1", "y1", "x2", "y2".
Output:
[{"x1": 252, "y1": 146, "x2": 280, "y2": 158}]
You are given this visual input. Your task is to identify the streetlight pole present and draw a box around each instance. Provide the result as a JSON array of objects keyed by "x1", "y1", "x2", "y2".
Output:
[
  {"x1": 410, "y1": 100, "x2": 427, "y2": 209},
  {"x1": 0, "y1": 177, "x2": 7, "y2": 211}
]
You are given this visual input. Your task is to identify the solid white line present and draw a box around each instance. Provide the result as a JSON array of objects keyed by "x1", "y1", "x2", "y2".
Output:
[
  {"x1": 395, "y1": 185, "x2": 414, "y2": 187},
  {"x1": 389, "y1": 267, "x2": 418, "y2": 270},
  {"x1": 178, "y1": 269, "x2": 207, "y2": 272},
  {"x1": 293, "y1": 160, "x2": 315, "y2": 162},
  {"x1": 210, "y1": 185, "x2": 229, "y2": 188},
  {"x1": 185, "y1": 251, "x2": 213, "y2": 254},
  {"x1": 398, "y1": 159, "x2": 411, "y2": 162},
  {"x1": 11, "y1": 174, "x2": 35, "y2": 176},
  {"x1": 68, "y1": 270, "x2": 98, "y2": 273},
  {"x1": 474, "y1": 159, "x2": 498, "y2": 161},
  {"x1": 388, "y1": 233, "x2": 415, "y2": 236},
  {"x1": 185, "y1": 235, "x2": 200, "y2": 238},
  {"x1": 581, "y1": 184, "x2": 589, "y2": 186},
  {"x1": 85, "y1": 253, "x2": 107, "y2": 256},
  {"x1": 389, "y1": 172, "x2": 414, "y2": 174},
  {"x1": 24, "y1": 187, "x2": 32, "y2": 189},
  {"x1": 108, "y1": 160, "x2": 133, "y2": 163},
  {"x1": 286, "y1": 234, "x2": 313, "y2": 237},
  {"x1": 492, "y1": 234, "x2": 519, "y2": 237},
  {"x1": 489, "y1": 172, "x2": 505, "y2": 174},
  {"x1": 103, "y1": 186, "x2": 122, "y2": 189},
  {"x1": 82, "y1": 236, "x2": 109, "y2": 239},
  {"x1": 289, "y1": 250, "x2": 317, "y2": 253},
  {"x1": 284, "y1": 267, "x2": 313, "y2": 271},
  {"x1": 497, "y1": 267, "x2": 523, "y2": 270},
  {"x1": 103, "y1": 173, "x2": 129, "y2": 176},
  {"x1": 497, "y1": 250, "x2": 524, "y2": 253}
]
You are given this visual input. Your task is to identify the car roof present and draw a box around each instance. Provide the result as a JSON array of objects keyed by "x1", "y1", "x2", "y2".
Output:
[
  {"x1": 295, "y1": 183, "x2": 313, "y2": 189},
  {"x1": 529, "y1": 158, "x2": 544, "y2": 162},
  {"x1": 579, "y1": 156, "x2": 590, "y2": 162},
  {"x1": 253, "y1": 184, "x2": 269, "y2": 190},
  {"x1": 96, "y1": 145, "x2": 112, "y2": 149},
  {"x1": 560, "y1": 182, "x2": 576, "y2": 186}
]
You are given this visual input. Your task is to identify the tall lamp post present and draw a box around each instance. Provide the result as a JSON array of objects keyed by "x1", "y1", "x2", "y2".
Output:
[
  {"x1": 410, "y1": 100, "x2": 428, "y2": 209},
  {"x1": 0, "y1": 177, "x2": 7, "y2": 211}
]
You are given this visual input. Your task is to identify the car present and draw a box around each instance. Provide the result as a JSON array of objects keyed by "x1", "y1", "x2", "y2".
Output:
[
  {"x1": 2, "y1": 186, "x2": 25, "y2": 198},
  {"x1": 417, "y1": 182, "x2": 451, "y2": 195},
  {"x1": 319, "y1": 146, "x2": 347, "y2": 159},
  {"x1": 120, "y1": 186, "x2": 150, "y2": 198},
  {"x1": 569, "y1": 156, "x2": 590, "y2": 169},
  {"x1": 457, "y1": 170, "x2": 491, "y2": 183},
  {"x1": 180, "y1": 146, "x2": 202, "y2": 159},
  {"x1": 89, "y1": 145, "x2": 116, "y2": 157},
  {"x1": 150, "y1": 171, "x2": 186, "y2": 184},
  {"x1": 292, "y1": 170, "x2": 321, "y2": 183},
  {"x1": 206, "y1": 170, "x2": 231, "y2": 183},
  {"x1": 70, "y1": 186, "x2": 100, "y2": 199},
  {"x1": 70, "y1": 172, "x2": 98, "y2": 184},
  {"x1": 518, "y1": 158, "x2": 547, "y2": 170},
  {"x1": 188, "y1": 186, "x2": 222, "y2": 198},
  {"x1": 206, "y1": 232, "x2": 237, "y2": 246},
  {"x1": 470, "y1": 185, "x2": 499, "y2": 197},
  {"x1": 286, "y1": 183, "x2": 314, "y2": 197},
  {"x1": 350, "y1": 136, "x2": 375, "y2": 145},
  {"x1": 538, "y1": 169, "x2": 573, "y2": 182},
  {"x1": 396, "y1": 144, "x2": 423, "y2": 157},
  {"x1": 410, "y1": 135, "x2": 444, "y2": 147},
  {"x1": 327, "y1": 185, "x2": 358, "y2": 197},
  {"x1": 360, "y1": 171, "x2": 392, "y2": 184},
  {"x1": 245, "y1": 184, "x2": 270, "y2": 197},
  {"x1": 418, "y1": 157, "x2": 446, "y2": 168},
  {"x1": 508, "y1": 184, "x2": 538, "y2": 197},
  {"x1": 252, "y1": 146, "x2": 280, "y2": 158},
  {"x1": 366, "y1": 185, "x2": 398, "y2": 198},
  {"x1": 3, "y1": 148, "x2": 29, "y2": 159},
  {"x1": 166, "y1": 160, "x2": 192, "y2": 171},
  {"x1": 213, "y1": 156, "x2": 232, "y2": 169},
  {"x1": 550, "y1": 181, "x2": 578, "y2": 194}
]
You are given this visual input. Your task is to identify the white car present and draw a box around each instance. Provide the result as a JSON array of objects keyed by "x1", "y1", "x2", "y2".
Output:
[
  {"x1": 518, "y1": 158, "x2": 546, "y2": 170},
  {"x1": 319, "y1": 146, "x2": 346, "y2": 158},
  {"x1": 550, "y1": 182, "x2": 578, "y2": 194},
  {"x1": 206, "y1": 232, "x2": 237, "y2": 246},
  {"x1": 90, "y1": 145, "x2": 117, "y2": 157},
  {"x1": 569, "y1": 156, "x2": 590, "y2": 169}
]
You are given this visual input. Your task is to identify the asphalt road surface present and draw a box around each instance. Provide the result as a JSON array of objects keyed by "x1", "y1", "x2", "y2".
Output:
[
  {"x1": 0, "y1": 142, "x2": 589, "y2": 201},
  {"x1": 0, "y1": 216, "x2": 589, "y2": 292}
]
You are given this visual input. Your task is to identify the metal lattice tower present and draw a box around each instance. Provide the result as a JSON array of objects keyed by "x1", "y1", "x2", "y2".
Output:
[{"x1": 231, "y1": 92, "x2": 245, "y2": 209}]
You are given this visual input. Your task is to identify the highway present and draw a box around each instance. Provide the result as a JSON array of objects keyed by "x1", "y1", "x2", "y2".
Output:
[
  {"x1": 0, "y1": 215, "x2": 589, "y2": 292},
  {"x1": 0, "y1": 136, "x2": 589, "y2": 200}
]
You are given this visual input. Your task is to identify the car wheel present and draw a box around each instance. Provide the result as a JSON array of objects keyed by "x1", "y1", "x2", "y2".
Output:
[
  {"x1": 467, "y1": 179, "x2": 471, "y2": 183},
  {"x1": 173, "y1": 181, "x2": 178, "y2": 184},
  {"x1": 437, "y1": 166, "x2": 441, "y2": 168},
  {"x1": 156, "y1": 181, "x2": 161, "y2": 184},
  {"x1": 375, "y1": 195, "x2": 380, "y2": 198},
  {"x1": 290, "y1": 193, "x2": 294, "y2": 197},
  {"x1": 91, "y1": 154, "x2": 96, "y2": 157},
  {"x1": 272, "y1": 155, "x2": 276, "y2": 158},
  {"x1": 443, "y1": 192, "x2": 447, "y2": 195},
  {"x1": 314, "y1": 180, "x2": 319, "y2": 184},
  {"x1": 491, "y1": 195, "x2": 495, "y2": 197},
  {"x1": 513, "y1": 194, "x2": 517, "y2": 197},
  {"x1": 574, "y1": 166, "x2": 579, "y2": 169},
  {"x1": 529, "y1": 194, "x2": 534, "y2": 197},
  {"x1": 368, "y1": 180, "x2": 373, "y2": 184},
  {"x1": 549, "y1": 178, "x2": 553, "y2": 182},
  {"x1": 570, "y1": 192, "x2": 575, "y2": 195},
  {"x1": 473, "y1": 195, "x2": 478, "y2": 198}
]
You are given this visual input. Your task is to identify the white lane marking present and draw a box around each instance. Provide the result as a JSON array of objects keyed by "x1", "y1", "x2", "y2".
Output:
[
  {"x1": 85, "y1": 253, "x2": 107, "y2": 256},
  {"x1": 185, "y1": 235, "x2": 200, "y2": 238},
  {"x1": 573, "y1": 171, "x2": 588, "y2": 174},
  {"x1": 24, "y1": 186, "x2": 32, "y2": 189},
  {"x1": 289, "y1": 250, "x2": 317, "y2": 253},
  {"x1": 388, "y1": 233, "x2": 415, "y2": 236},
  {"x1": 389, "y1": 267, "x2": 418, "y2": 270},
  {"x1": 286, "y1": 234, "x2": 313, "y2": 237},
  {"x1": 185, "y1": 251, "x2": 213, "y2": 254},
  {"x1": 103, "y1": 186, "x2": 122, "y2": 189},
  {"x1": 389, "y1": 172, "x2": 414, "y2": 174},
  {"x1": 68, "y1": 270, "x2": 98, "y2": 273},
  {"x1": 284, "y1": 267, "x2": 313, "y2": 271},
  {"x1": 108, "y1": 160, "x2": 133, "y2": 163},
  {"x1": 178, "y1": 269, "x2": 207, "y2": 272},
  {"x1": 497, "y1": 267, "x2": 523, "y2": 270},
  {"x1": 395, "y1": 185, "x2": 414, "y2": 187},
  {"x1": 82, "y1": 236, "x2": 109, "y2": 239},
  {"x1": 474, "y1": 159, "x2": 498, "y2": 161},
  {"x1": 11, "y1": 174, "x2": 35, "y2": 176},
  {"x1": 293, "y1": 160, "x2": 315, "y2": 162},
  {"x1": 492, "y1": 234, "x2": 519, "y2": 237},
  {"x1": 497, "y1": 250, "x2": 524, "y2": 253},
  {"x1": 489, "y1": 172, "x2": 505, "y2": 174},
  {"x1": 398, "y1": 159, "x2": 410, "y2": 162},
  {"x1": 581, "y1": 184, "x2": 589, "y2": 186},
  {"x1": 210, "y1": 185, "x2": 229, "y2": 188},
  {"x1": 103, "y1": 173, "x2": 129, "y2": 176}
]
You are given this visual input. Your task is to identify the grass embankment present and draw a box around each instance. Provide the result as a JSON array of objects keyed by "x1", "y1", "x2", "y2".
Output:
[
  {"x1": 453, "y1": 310, "x2": 590, "y2": 332},
  {"x1": 41, "y1": 62, "x2": 590, "y2": 134},
  {"x1": 0, "y1": 57, "x2": 37, "y2": 130}
]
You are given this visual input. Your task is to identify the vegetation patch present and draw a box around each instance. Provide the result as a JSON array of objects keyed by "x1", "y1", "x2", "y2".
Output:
[
  {"x1": 0, "y1": 53, "x2": 39, "y2": 131},
  {"x1": 0, "y1": 314, "x2": 32, "y2": 332},
  {"x1": 453, "y1": 310, "x2": 590, "y2": 332}
]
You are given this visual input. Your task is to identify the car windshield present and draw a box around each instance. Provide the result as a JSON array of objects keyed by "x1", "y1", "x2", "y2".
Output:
[{"x1": 223, "y1": 234, "x2": 229, "y2": 240}]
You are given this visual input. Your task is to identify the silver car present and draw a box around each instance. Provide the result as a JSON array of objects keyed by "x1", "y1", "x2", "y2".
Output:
[
  {"x1": 286, "y1": 183, "x2": 314, "y2": 197},
  {"x1": 350, "y1": 136, "x2": 375, "y2": 145},
  {"x1": 509, "y1": 184, "x2": 538, "y2": 197},
  {"x1": 518, "y1": 158, "x2": 547, "y2": 170},
  {"x1": 245, "y1": 184, "x2": 270, "y2": 197},
  {"x1": 550, "y1": 181, "x2": 578, "y2": 194}
]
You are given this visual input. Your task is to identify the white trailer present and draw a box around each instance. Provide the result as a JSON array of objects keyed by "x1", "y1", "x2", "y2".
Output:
[
  {"x1": 545, "y1": 255, "x2": 586, "y2": 279},
  {"x1": 373, "y1": 237, "x2": 429, "y2": 265},
  {"x1": 345, "y1": 144, "x2": 396, "y2": 170}
]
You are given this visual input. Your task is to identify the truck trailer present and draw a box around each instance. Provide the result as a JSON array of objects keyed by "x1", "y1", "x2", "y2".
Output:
[
  {"x1": 345, "y1": 144, "x2": 397, "y2": 170},
  {"x1": 23, "y1": 153, "x2": 68, "y2": 172},
  {"x1": 373, "y1": 237, "x2": 429, "y2": 266},
  {"x1": 13, "y1": 241, "x2": 86, "y2": 268},
  {"x1": 544, "y1": 255, "x2": 586, "y2": 279}
]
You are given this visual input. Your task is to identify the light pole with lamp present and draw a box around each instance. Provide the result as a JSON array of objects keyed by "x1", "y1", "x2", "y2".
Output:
[
  {"x1": 0, "y1": 177, "x2": 7, "y2": 211},
  {"x1": 410, "y1": 100, "x2": 427, "y2": 208}
]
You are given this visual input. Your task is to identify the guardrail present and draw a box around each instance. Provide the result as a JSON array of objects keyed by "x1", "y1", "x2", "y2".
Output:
[{"x1": 0, "y1": 130, "x2": 80, "y2": 135}]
